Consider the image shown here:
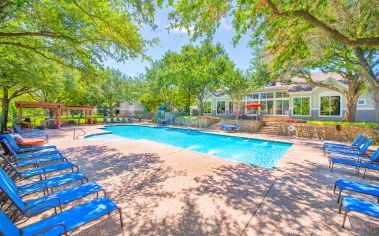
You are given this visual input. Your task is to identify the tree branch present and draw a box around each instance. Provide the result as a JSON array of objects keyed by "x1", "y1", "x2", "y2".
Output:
[
  {"x1": 0, "y1": 31, "x2": 79, "y2": 42},
  {"x1": 263, "y1": 0, "x2": 379, "y2": 47}
]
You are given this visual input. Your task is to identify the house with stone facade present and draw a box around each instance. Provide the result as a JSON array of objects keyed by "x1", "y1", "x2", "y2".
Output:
[
  {"x1": 116, "y1": 101, "x2": 145, "y2": 116},
  {"x1": 202, "y1": 72, "x2": 376, "y2": 122}
]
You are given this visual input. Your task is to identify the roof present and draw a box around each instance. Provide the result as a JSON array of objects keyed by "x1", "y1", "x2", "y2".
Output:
[
  {"x1": 288, "y1": 72, "x2": 347, "y2": 92},
  {"x1": 15, "y1": 101, "x2": 95, "y2": 110}
]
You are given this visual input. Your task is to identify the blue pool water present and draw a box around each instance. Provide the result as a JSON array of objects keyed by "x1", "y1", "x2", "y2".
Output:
[{"x1": 86, "y1": 125, "x2": 292, "y2": 168}]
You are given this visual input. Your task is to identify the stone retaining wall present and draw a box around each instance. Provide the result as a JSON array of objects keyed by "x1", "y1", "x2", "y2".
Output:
[
  {"x1": 174, "y1": 117, "x2": 220, "y2": 128},
  {"x1": 277, "y1": 122, "x2": 378, "y2": 143}
]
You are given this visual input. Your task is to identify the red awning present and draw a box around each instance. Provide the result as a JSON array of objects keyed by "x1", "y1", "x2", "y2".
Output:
[{"x1": 245, "y1": 103, "x2": 262, "y2": 108}]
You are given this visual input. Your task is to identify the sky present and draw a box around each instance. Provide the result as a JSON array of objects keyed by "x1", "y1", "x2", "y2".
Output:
[{"x1": 104, "y1": 7, "x2": 253, "y2": 77}]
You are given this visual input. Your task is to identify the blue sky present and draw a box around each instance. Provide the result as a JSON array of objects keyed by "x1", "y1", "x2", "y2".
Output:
[{"x1": 104, "y1": 8, "x2": 253, "y2": 77}]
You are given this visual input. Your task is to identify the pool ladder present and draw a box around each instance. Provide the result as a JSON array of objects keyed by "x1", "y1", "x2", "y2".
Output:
[{"x1": 73, "y1": 128, "x2": 86, "y2": 140}]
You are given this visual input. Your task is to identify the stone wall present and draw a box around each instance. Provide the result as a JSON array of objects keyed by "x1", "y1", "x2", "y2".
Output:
[
  {"x1": 277, "y1": 122, "x2": 378, "y2": 143},
  {"x1": 174, "y1": 116, "x2": 220, "y2": 128}
]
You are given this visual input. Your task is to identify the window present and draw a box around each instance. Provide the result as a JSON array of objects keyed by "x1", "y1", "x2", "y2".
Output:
[
  {"x1": 229, "y1": 102, "x2": 234, "y2": 114},
  {"x1": 320, "y1": 96, "x2": 341, "y2": 116},
  {"x1": 252, "y1": 93, "x2": 259, "y2": 99},
  {"x1": 292, "y1": 97, "x2": 310, "y2": 116},
  {"x1": 276, "y1": 91, "x2": 289, "y2": 98},
  {"x1": 260, "y1": 101, "x2": 274, "y2": 115},
  {"x1": 357, "y1": 99, "x2": 366, "y2": 105},
  {"x1": 245, "y1": 95, "x2": 252, "y2": 100},
  {"x1": 217, "y1": 101, "x2": 226, "y2": 114},
  {"x1": 267, "y1": 92, "x2": 274, "y2": 99},
  {"x1": 203, "y1": 101, "x2": 212, "y2": 113},
  {"x1": 260, "y1": 93, "x2": 266, "y2": 99},
  {"x1": 275, "y1": 100, "x2": 289, "y2": 115}
]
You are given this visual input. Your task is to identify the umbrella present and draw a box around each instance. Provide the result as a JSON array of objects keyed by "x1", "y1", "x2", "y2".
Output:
[{"x1": 245, "y1": 103, "x2": 262, "y2": 108}]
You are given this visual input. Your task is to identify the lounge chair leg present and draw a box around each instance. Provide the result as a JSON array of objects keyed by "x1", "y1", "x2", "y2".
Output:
[
  {"x1": 342, "y1": 210, "x2": 348, "y2": 228},
  {"x1": 363, "y1": 169, "x2": 367, "y2": 179},
  {"x1": 118, "y1": 208, "x2": 124, "y2": 228},
  {"x1": 331, "y1": 164, "x2": 334, "y2": 172},
  {"x1": 337, "y1": 190, "x2": 342, "y2": 203},
  {"x1": 338, "y1": 200, "x2": 343, "y2": 213},
  {"x1": 333, "y1": 183, "x2": 337, "y2": 194}
]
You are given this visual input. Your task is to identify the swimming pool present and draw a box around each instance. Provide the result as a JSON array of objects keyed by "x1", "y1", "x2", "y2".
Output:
[{"x1": 86, "y1": 125, "x2": 292, "y2": 168}]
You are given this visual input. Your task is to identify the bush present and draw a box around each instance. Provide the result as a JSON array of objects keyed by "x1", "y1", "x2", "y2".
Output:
[{"x1": 306, "y1": 120, "x2": 377, "y2": 127}]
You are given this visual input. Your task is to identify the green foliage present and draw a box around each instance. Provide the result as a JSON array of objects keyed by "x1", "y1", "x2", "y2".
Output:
[
  {"x1": 307, "y1": 121, "x2": 377, "y2": 127},
  {"x1": 0, "y1": 0, "x2": 160, "y2": 69}
]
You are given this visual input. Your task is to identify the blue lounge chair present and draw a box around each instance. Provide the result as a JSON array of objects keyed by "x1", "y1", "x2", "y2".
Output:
[
  {"x1": 0, "y1": 169, "x2": 105, "y2": 217},
  {"x1": 103, "y1": 117, "x2": 109, "y2": 124},
  {"x1": 326, "y1": 139, "x2": 373, "y2": 157},
  {"x1": 221, "y1": 123, "x2": 232, "y2": 132},
  {"x1": 329, "y1": 147, "x2": 379, "y2": 163},
  {"x1": 339, "y1": 196, "x2": 379, "y2": 228},
  {"x1": 0, "y1": 168, "x2": 88, "y2": 196},
  {"x1": 13, "y1": 123, "x2": 47, "y2": 139},
  {"x1": 0, "y1": 197, "x2": 123, "y2": 235},
  {"x1": 334, "y1": 179, "x2": 379, "y2": 203},
  {"x1": 121, "y1": 117, "x2": 127, "y2": 123},
  {"x1": 324, "y1": 134, "x2": 364, "y2": 147},
  {"x1": 330, "y1": 149, "x2": 379, "y2": 178},
  {"x1": 116, "y1": 117, "x2": 121, "y2": 123},
  {"x1": 2, "y1": 139, "x2": 59, "y2": 160},
  {"x1": 2, "y1": 139, "x2": 66, "y2": 168},
  {"x1": 0, "y1": 153, "x2": 78, "y2": 180},
  {"x1": 4, "y1": 134, "x2": 56, "y2": 153},
  {"x1": 324, "y1": 135, "x2": 366, "y2": 152},
  {"x1": 110, "y1": 118, "x2": 115, "y2": 123}
]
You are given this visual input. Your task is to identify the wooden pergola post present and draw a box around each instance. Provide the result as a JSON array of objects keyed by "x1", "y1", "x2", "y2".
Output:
[
  {"x1": 57, "y1": 105, "x2": 61, "y2": 128},
  {"x1": 18, "y1": 107, "x2": 23, "y2": 121},
  {"x1": 90, "y1": 110, "x2": 93, "y2": 125}
]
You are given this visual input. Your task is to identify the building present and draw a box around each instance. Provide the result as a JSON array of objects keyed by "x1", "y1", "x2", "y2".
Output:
[
  {"x1": 116, "y1": 101, "x2": 145, "y2": 116},
  {"x1": 203, "y1": 73, "x2": 376, "y2": 122}
]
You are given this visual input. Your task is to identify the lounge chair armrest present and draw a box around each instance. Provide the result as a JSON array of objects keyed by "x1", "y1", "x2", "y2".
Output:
[
  {"x1": 32, "y1": 223, "x2": 68, "y2": 236},
  {"x1": 27, "y1": 196, "x2": 62, "y2": 210},
  {"x1": 19, "y1": 145, "x2": 57, "y2": 153}
]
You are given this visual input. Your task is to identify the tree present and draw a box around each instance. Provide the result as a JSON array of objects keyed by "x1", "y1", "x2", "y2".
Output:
[
  {"x1": 163, "y1": 43, "x2": 235, "y2": 115},
  {"x1": 0, "y1": 0, "x2": 160, "y2": 69},
  {"x1": 0, "y1": 47, "x2": 42, "y2": 131},
  {"x1": 168, "y1": 0, "x2": 379, "y2": 123},
  {"x1": 278, "y1": 44, "x2": 366, "y2": 122},
  {"x1": 92, "y1": 68, "x2": 133, "y2": 117}
]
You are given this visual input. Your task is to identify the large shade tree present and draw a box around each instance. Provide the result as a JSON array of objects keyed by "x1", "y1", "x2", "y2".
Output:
[
  {"x1": 0, "y1": 0, "x2": 159, "y2": 68},
  {"x1": 168, "y1": 0, "x2": 379, "y2": 123}
]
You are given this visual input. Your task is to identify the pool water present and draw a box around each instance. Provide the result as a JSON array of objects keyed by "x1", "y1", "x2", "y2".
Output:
[{"x1": 86, "y1": 125, "x2": 292, "y2": 168}]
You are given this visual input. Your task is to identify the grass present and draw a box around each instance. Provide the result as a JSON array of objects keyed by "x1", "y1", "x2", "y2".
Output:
[
  {"x1": 8, "y1": 114, "x2": 104, "y2": 127},
  {"x1": 307, "y1": 120, "x2": 377, "y2": 127}
]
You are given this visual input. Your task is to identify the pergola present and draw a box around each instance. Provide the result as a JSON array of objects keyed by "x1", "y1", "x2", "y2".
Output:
[{"x1": 15, "y1": 101, "x2": 95, "y2": 128}]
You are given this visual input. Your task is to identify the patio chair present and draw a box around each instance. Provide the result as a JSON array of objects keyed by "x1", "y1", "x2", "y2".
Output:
[
  {"x1": 1, "y1": 139, "x2": 66, "y2": 168},
  {"x1": 0, "y1": 153, "x2": 78, "y2": 180},
  {"x1": 338, "y1": 196, "x2": 379, "y2": 228},
  {"x1": 0, "y1": 168, "x2": 88, "y2": 197},
  {"x1": 13, "y1": 123, "x2": 47, "y2": 139},
  {"x1": 3, "y1": 134, "x2": 56, "y2": 153},
  {"x1": 325, "y1": 139, "x2": 373, "y2": 157},
  {"x1": 334, "y1": 179, "x2": 379, "y2": 203},
  {"x1": 329, "y1": 149, "x2": 379, "y2": 178},
  {"x1": 121, "y1": 117, "x2": 127, "y2": 123},
  {"x1": 0, "y1": 168, "x2": 105, "y2": 218},
  {"x1": 116, "y1": 117, "x2": 121, "y2": 123},
  {"x1": 103, "y1": 118, "x2": 109, "y2": 124},
  {"x1": 221, "y1": 123, "x2": 232, "y2": 132},
  {"x1": 328, "y1": 147, "x2": 379, "y2": 163},
  {"x1": 0, "y1": 197, "x2": 123, "y2": 235},
  {"x1": 324, "y1": 135, "x2": 366, "y2": 152}
]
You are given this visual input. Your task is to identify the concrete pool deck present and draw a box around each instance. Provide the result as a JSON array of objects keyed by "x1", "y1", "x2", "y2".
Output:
[{"x1": 19, "y1": 124, "x2": 379, "y2": 235}]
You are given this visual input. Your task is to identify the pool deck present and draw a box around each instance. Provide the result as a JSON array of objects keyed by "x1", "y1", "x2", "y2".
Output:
[{"x1": 20, "y1": 124, "x2": 379, "y2": 235}]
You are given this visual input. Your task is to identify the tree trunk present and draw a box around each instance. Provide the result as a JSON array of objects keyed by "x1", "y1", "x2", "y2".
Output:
[
  {"x1": 49, "y1": 109, "x2": 54, "y2": 118},
  {"x1": 187, "y1": 89, "x2": 191, "y2": 116},
  {"x1": 109, "y1": 104, "x2": 114, "y2": 117},
  {"x1": 1, "y1": 88, "x2": 9, "y2": 133},
  {"x1": 197, "y1": 98, "x2": 204, "y2": 116},
  {"x1": 371, "y1": 87, "x2": 379, "y2": 127},
  {"x1": 344, "y1": 95, "x2": 358, "y2": 122}
]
